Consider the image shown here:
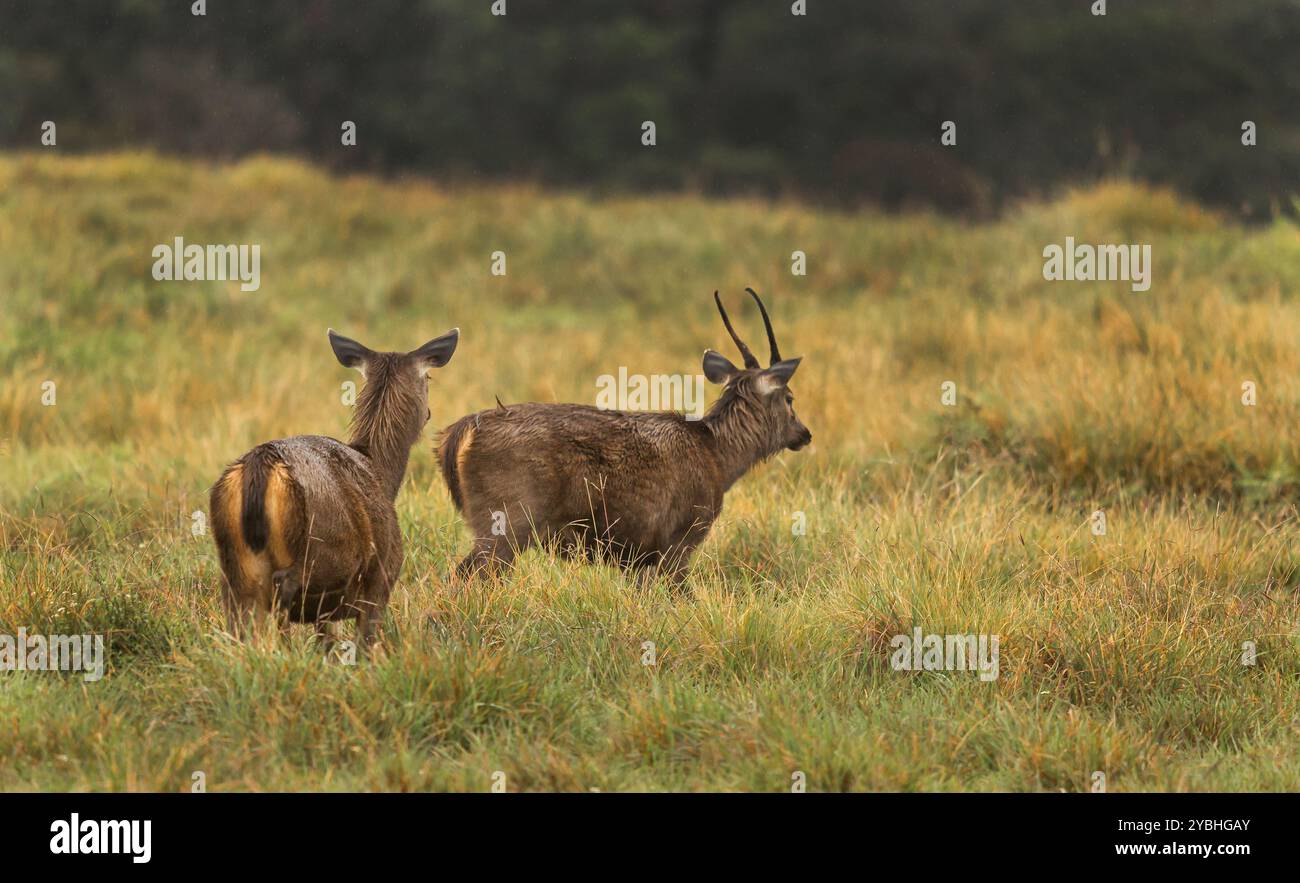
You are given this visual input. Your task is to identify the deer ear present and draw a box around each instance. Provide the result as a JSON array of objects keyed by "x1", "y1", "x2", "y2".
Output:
[
  {"x1": 767, "y1": 357, "x2": 802, "y2": 382},
  {"x1": 328, "y1": 329, "x2": 373, "y2": 375},
  {"x1": 703, "y1": 349, "x2": 739, "y2": 384},
  {"x1": 756, "y1": 358, "x2": 802, "y2": 395},
  {"x1": 410, "y1": 328, "x2": 459, "y2": 376}
]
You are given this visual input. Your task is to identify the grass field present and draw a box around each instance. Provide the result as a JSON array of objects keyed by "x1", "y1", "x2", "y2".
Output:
[{"x1": 0, "y1": 152, "x2": 1298, "y2": 791}]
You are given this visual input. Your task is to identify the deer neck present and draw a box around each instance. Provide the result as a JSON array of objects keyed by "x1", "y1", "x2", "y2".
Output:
[
  {"x1": 347, "y1": 389, "x2": 417, "y2": 501},
  {"x1": 704, "y1": 393, "x2": 776, "y2": 491},
  {"x1": 347, "y1": 429, "x2": 412, "y2": 500},
  {"x1": 374, "y1": 444, "x2": 413, "y2": 500}
]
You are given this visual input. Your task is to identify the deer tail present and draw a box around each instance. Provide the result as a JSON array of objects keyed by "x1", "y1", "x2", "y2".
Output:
[
  {"x1": 438, "y1": 416, "x2": 475, "y2": 513},
  {"x1": 239, "y1": 445, "x2": 281, "y2": 554}
]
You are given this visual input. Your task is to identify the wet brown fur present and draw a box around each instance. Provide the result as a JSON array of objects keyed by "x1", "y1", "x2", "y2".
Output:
[
  {"x1": 438, "y1": 291, "x2": 809, "y2": 588},
  {"x1": 210, "y1": 328, "x2": 458, "y2": 648}
]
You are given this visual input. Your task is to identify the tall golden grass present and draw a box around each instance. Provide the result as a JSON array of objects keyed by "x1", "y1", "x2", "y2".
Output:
[{"x1": 0, "y1": 153, "x2": 1296, "y2": 790}]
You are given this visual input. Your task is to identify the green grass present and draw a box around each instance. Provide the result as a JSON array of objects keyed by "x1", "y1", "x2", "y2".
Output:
[{"x1": 0, "y1": 152, "x2": 1297, "y2": 791}]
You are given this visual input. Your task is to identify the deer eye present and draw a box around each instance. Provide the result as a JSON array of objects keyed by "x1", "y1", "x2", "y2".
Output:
[{"x1": 784, "y1": 392, "x2": 794, "y2": 405}]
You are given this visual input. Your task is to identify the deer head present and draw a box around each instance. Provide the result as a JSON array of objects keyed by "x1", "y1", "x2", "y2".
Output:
[
  {"x1": 702, "y1": 288, "x2": 812, "y2": 457},
  {"x1": 328, "y1": 327, "x2": 459, "y2": 491}
]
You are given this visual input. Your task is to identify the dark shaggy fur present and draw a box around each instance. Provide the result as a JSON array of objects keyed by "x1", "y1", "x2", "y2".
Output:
[{"x1": 438, "y1": 290, "x2": 809, "y2": 588}]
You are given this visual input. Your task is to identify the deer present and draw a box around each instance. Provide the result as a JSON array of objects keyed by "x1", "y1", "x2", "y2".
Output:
[
  {"x1": 209, "y1": 327, "x2": 459, "y2": 649},
  {"x1": 437, "y1": 288, "x2": 810, "y2": 589}
]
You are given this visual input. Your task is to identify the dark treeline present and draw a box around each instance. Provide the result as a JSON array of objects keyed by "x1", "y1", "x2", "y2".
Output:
[{"x1": 1, "y1": 0, "x2": 1297, "y2": 217}]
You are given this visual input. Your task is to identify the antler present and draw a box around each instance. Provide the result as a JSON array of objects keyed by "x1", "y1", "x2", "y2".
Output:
[
  {"x1": 745, "y1": 287, "x2": 781, "y2": 364},
  {"x1": 714, "y1": 291, "x2": 760, "y2": 369}
]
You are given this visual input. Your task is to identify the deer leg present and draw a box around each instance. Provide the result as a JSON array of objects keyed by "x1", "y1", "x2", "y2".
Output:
[
  {"x1": 456, "y1": 535, "x2": 517, "y2": 582},
  {"x1": 235, "y1": 604, "x2": 280, "y2": 650},
  {"x1": 632, "y1": 559, "x2": 693, "y2": 594},
  {"x1": 272, "y1": 567, "x2": 302, "y2": 610},
  {"x1": 633, "y1": 562, "x2": 661, "y2": 590},
  {"x1": 353, "y1": 559, "x2": 394, "y2": 653},
  {"x1": 225, "y1": 584, "x2": 284, "y2": 645},
  {"x1": 218, "y1": 564, "x2": 261, "y2": 640},
  {"x1": 629, "y1": 549, "x2": 668, "y2": 590},
  {"x1": 640, "y1": 540, "x2": 699, "y2": 595},
  {"x1": 314, "y1": 621, "x2": 338, "y2": 654},
  {"x1": 661, "y1": 518, "x2": 713, "y2": 593},
  {"x1": 220, "y1": 578, "x2": 250, "y2": 640},
  {"x1": 661, "y1": 560, "x2": 695, "y2": 595},
  {"x1": 354, "y1": 604, "x2": 377, "y2": 652}
]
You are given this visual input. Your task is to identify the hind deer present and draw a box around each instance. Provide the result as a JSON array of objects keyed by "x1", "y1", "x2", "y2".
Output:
[
  {"x1": 438, "y1": 288, "x2": 809, "y2": 588},
  {"x1": 210, "y1": 327, "x2": 458, "y2": 648}
]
